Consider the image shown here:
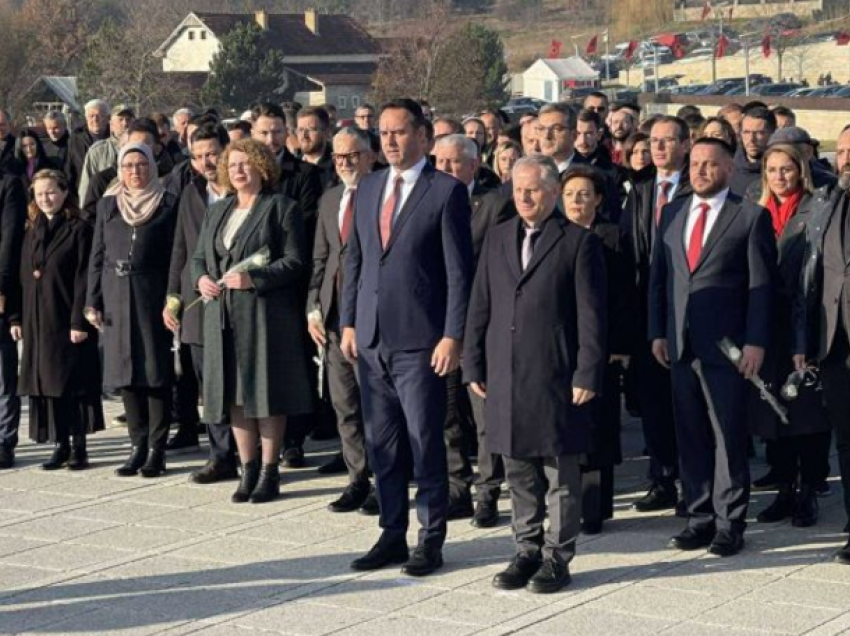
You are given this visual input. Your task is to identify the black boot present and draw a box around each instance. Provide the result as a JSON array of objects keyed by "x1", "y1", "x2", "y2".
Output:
[
  {"x1": 67, "y1": 435, "x2": 89, "y2": 471},
  {"x1": 232, "y1": 459, "x2": 261, "y2": 503},
  {"x1": 792, "y1": 485, "x2": 819, "y2": 527},
  {"x1": 757, "y1": 484, "x2": 795, "y2": 523},
  {"x1": 250, "y1": 463, "x2": 281, "y2": 503},
  {"x1": 139, "y1": 449, "x2": 166, "y2": 478},
  {"x1": 115, "y1": 444, "x2": 148, "y2": 477},
  {"x1": 42, "y1": 443, "x2": 71, "y2": 471}
]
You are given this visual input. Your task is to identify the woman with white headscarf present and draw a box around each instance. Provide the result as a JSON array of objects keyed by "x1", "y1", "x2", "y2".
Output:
[{"x1": 85, "y1": 142, "x2": 179, "y2": 477}]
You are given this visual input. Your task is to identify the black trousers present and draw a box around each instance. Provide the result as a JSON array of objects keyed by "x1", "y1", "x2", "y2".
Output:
[
  {"x1": 193, "y1": 345, "x2": 236, "y2": 465},
  {"x1": 820, "y1": 332, "x2": 850, "y2": 522},
  {"x1": 444, "y1": 369, "x2": 474, "y2": 498},
  {"x1": 634, "y1": 342, "x2": 678, "y2": 484},
  {"x1": 172, "y1": 344, "x2": 200, "y2": 434},
  {"x1": 771, "y1": 431, "x2": 832, "y2": 487},
  {"x1": 123, "y1": 387, "x2": 170, "y2": 452},
  {"x1": 326, "y1": 328, "x2": 368, "y2": 484},
  {"x1": 671, "y1": 355, "x2": 749, "y2": 534},
  {"x1": 581, "y1": 466, "x2": 615, "y2": 525},
  {"x1": 0, "y1": 336, "x2": 20, "y2": 449},
  {"x1": 470, "y1": 387, "x2": 504, "y2": 504}
]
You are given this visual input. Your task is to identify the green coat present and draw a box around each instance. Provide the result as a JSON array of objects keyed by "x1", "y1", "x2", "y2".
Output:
[{"x1": 192, "y1": 192, "x2": 312, "y2": 423}]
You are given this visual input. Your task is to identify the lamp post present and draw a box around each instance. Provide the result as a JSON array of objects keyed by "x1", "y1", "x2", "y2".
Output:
[{"x1": 711, "y1": 2, "x2": 730, "y2": 85}]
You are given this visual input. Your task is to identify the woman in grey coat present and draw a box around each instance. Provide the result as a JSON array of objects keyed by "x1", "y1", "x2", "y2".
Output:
[{"x1": 193, "y1": 138, "x2": 311, "y2": 504}]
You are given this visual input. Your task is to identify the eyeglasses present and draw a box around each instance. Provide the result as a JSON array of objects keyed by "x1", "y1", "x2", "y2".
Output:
[
  {"x1": 120, "y1": 162, "x2": 150, "y2": 172},
  {"x1": 296, "y1": 127, "x2": 324, "y2": 135},
  {"x1": 227, "y1": 162, "x2": 252, "y2": 172},
  {"x1": 332, "y1": 152, "x2": 362, "y2": 164},
  {"x1": 533, "y1": 125, "x2": 570, "y2": 136}
]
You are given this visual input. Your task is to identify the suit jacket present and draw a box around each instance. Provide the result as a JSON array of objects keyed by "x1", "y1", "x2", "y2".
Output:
[
  {"x1": 276, "y1": 149, "x2": 323, "y2": 237},
  {"x1": 0, "y1": 173, "x2": 26, "y2": 300},
  {"x1": 470, "y1": 182, "x2": 516, "y2": 265},
  {"x1": 340, "y1": 162, "x2": 474, "y2": 351},
  {"x1": 307, "y1": 183, "x2": 346, "y2": 326},
  {"x1": 463, "y1": 213, "x2": 607, "y2": 458},
  {"x1": 648, "y1": 191, "x2": 777, "y2": 366},
  {"x1": 0, "y1": 135, "x2": 18, "y2": 176}
]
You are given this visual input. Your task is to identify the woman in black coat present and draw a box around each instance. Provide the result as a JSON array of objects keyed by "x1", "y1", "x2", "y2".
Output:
[
  {"x1": 85, "y1": 142, "x2": 178, "y2": 478},
  {"x1": 192, "y1": 138, "x2": 311, "y2": 504},
  {"x1": 562, "y1": 165, "x2": 638, "y2": 534},
  {"x1": 15, "y1": 131, "x2": 58, "y2": 195},
  {"x1": 750, "y1": 144, "x2": 830, "y2": 527},
  {"x1": 10, "y1": 169, "x2": 103, "y2": 469}
]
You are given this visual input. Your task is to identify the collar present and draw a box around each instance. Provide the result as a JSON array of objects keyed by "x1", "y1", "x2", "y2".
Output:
[
  {"x1": 466, "y1": 180, "x2": 476, "y2": 200},
  {"x1": 656, "y1": 171, "x2": 681, "y2": 189},
  {"x1": 556, "y1": 153, "x2": 575, "y2": 174},
  {"x1": 390, "y1": 156, "x2": 428, "y2": 185},
  {"x1": 692, "y1": 188, "x2": 730, "y2": 212}
]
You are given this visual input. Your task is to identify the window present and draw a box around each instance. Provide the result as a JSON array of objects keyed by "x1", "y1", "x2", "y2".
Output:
[
  {"x1": 201, "y1": 31, "x2": 207, "y2": 40},
  {"x1": 351, "y1": 95, "x2": 361, "y2": 108},
  {"x1": 338, "y1": 96, "x2": 348, "y2": 109},
  {"x1": 188, "y1": 30, "x2": 195, "y2": 40}
]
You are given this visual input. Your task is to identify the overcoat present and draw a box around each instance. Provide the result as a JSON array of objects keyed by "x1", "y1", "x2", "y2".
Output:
[
  {"x1": 463, "y1": 213, "x2": 607, "y2": 458},
  {"x1": 86, "y1": 193, "x2": 178, "y2": 390},
  {"x1": 14, "y1": 215, "x2": 101, "y2": 398},
  {"x1": 192, "y1": 192, "x2": 312, "y2": 423}
]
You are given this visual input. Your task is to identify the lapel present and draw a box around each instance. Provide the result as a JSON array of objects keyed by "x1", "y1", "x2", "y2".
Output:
[
  {"x1": 668, "y1": 196, "x2": 691, "y2": 275},
  {"x1": 471, "y1": 181, "x2": 487, "y2": 219},
  {"x1": 825, "y1": 198, "x2": 844, "y2": 269},
  {"x1": 206, "y1": 197, "x2": 233, "y2": 278},
  {"x1": 324, "y1": 186, "x2": 344, "y2": 251},
  {"x1": 233, "y1": 194, "x2": 273, "y2": 261},
  {"x1": 692, "y1": 193, "x2": 739, "y2": 273},
  {"x1": 502, "y1": 217, "x2": 522, "y2": 282},
  {"x1": 383, "y1": 163, "x2": 433, "y2": 254},
  {"x1": 512, "y1": 212, "x2": 565, "y2": 283},
  {"x1": 44, "y1": 217, "x2": 73, "y2": 262}
]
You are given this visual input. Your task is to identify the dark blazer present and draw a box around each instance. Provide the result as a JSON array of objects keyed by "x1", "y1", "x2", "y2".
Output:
[
  {"x1": 0, "y1": 173, "x2": 26, "y2": 300},
  {"x1": 340, "y1": 162, "x2": 474, "y2": 350},
  {"x1": 86, "y1": 193, "x2": 179, "y2": 389},
  {"x1": 43, "y1": 132, "x2": 70, "y2": 171},
  {"x1": 167, "y1": 174, "x2": 211, "y2": 346},
  {"x1": 276, "y1": 149, "x2": 324, "y2": 231},
  {"x1": 300, "y1": 146, "x2": 337, "y2": 192},
  {"x1": 593, "y1": 218, "x2": 638, "y2": 356},
  {"x1": 463, "y1": 213, "x2": 607, "y2": 458},
  {"x1": 470, "y1": 182, "x2": 516, "y2": 265},
  {"x1": 82, "y1": 166, "x2": 117, "y2": 223},
  {"x1": 730, "y1": 149, "x2": 762, "y2": 197},
  {"x1": 307, "y1": 183, "x2": 346, "y2": 326},
  {"x1": 0, "y1": 135, "x2": 17, "y2": 176},
  {"x1": 648, "y1": 191, "x2": 777, "y2": 366},
  {"x1": 192, "y1": 192, "x2": 312, "y2": 423}
]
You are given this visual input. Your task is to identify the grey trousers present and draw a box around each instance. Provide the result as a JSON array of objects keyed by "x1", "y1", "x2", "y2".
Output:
[
  {"x1": 469, "y1": 388, "x2": 504, "y2": 504},
  {"x1": 503, "y1": 453, "x2": 581, "y2": 566},
  {"x1": 327, "y1": 327, "x2": 368, "y2": 484}
]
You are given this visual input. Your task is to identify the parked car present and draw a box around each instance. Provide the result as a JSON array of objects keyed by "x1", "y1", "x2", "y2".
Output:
[
  {"x1": 749, "y1": 83, "x2": 804, "y2": 96},
  {"x1": 830, "y1": 85, "x2": 850, "y2": 98},
  {"x1": 785, "y1": 87, "x2": 818, "y2": 98},
  {"x1": 770, "y1": 12, "x2": 803, "y2": 31},
  {"x1": 502, "y1": 97, "x2": 547, "y2": 116}
]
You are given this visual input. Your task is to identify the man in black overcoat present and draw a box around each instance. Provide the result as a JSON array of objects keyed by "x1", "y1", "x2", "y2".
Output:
[{"x1": 464, "y1": 155, "x2": 607, "y2": 594}]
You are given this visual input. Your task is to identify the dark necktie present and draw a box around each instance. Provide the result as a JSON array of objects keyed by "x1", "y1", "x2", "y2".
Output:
[
  {"x1": 340, "y1": 188, "x2": 356, "y2": 245},
  {"x1": 380, "y1": 175, "x2": 403, "y2": 249},
  {"x1": 521, "y1": 227, "x2": 540, "y2": 271},
  {"x1": 687, "y1": 202, "x2": 711, "y2": 272},
  {"x1": 656, "y1": 180, "x2": 672, "y2": 225}
]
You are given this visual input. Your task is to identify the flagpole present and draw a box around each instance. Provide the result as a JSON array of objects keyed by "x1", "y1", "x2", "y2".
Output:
[{"x1": 605, "y1": 30, "x2": 610, "y2": 82}]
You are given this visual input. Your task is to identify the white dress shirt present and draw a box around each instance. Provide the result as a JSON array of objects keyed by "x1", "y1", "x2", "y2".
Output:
[
  {"x1": 556, "y1": 153, "x2": 575, "y2": 175},
  {"x1": 207, "y1": 183, "x2": 227, "y2": 206},
  {"x1": 655, "y1": 170, "x2": 682, "y2": 203},
  {"x1": 339, "y1": 187, "x2": 356, "y2": 231},
  {"x1": 382, "y1": 156, "x2": 428, "y2": 222},
  {"x1": 684, "y1": 188, "x2": 729, "y2": 249}
]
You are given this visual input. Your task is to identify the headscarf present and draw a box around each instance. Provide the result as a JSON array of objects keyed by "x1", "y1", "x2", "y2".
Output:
[{"x1": 106, "y1": 142, "x2": 165, "y2": 227}]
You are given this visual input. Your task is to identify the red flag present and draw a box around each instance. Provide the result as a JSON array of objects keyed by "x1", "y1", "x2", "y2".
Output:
[
  {"x1": 838, "y1": 31, "x2": 850, "y2": 46},
  {"x1": 715, "y1": 34, "x2": 730, "y2": 59},
  {"x1": 673, "y1": 41, "x2": 686, "y2": 59},
  {"x1": 548, "y1": 39, "x2": 562, "y2": 58},
  {"x1": 762, "y1": 34, "x2": 771, "y2": 58},
  {"x1": 586, "y1": 35, "x2": 598, "y2": 56},
  {"x1": 624, "y1": 40, "x2": 639, "y2": 60},
  {"x1": 701, "y1": 0, "x2": 712, "y2": 21}
]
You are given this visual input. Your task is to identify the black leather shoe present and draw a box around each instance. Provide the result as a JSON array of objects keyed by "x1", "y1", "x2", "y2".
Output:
[
  {"x1": 447, "y1": 492, "x2": 474, "y2": 520},
  {"x1": 281, "y1": 446, "x2": 305, "y2": 468},
  {"x1": 67, "y1": 445, "x2": 89, "y2": 471},
  {"x1": 328, "y1": 482, "x2": 370, "y2": 512},
  {"x1": 752, "y1": 468, "x2": 779, "y2": 491},
  {"x1": 232, "y1": 459, "x2": 261, "y2": 503},
  {"x1": 166, "y1": 427, "x2": 200, "y2": 453},
  {"x1": 675, "y1": 498, "x2": 688, "y2": 518},
  {"x1": 669, "y1": 525, "x2": 716, "y2": 551},
  {"x1": 792, "y1": 486, "x2": 819, "y2": 528},
  {"x1": 317, "y1": 452, "x2": 347, "y2": 475},
  {"x1": 190, "y1": 460, "x2": 239, "y2": 484},
  {"x1": 139, "y1": 449, "x2": 166, "y2": 478},
  {"x1": 0, "y1": 445, "x2": 14, "y2": 469},
  {"x1": 582, "y1": 520, "x2": 604, "y2": 535},
  {"x1": 526, "y1": 559, "x2": 571, "y2": 594},
  {"x1": 351, "y1": 535, "x2": 409, "y2": 571},
  {"x1": 815, "y1": 481, "x2": 833, "y2": 497},
  {"x1": 401, "y1": 546, "x2": 443, "y2": 576},
  {"x1": 250, "y1": 463, "x2": 281, "y2": 503},
  {"x1": 632, "y1": 483, "x2": 678, "y2": 512},
  {"x1": 492, "y1": 554, "x2": 541, "y2": 590},
  {"x1": 757, "y1": 486, "x2": 795, "y2": 523},
  {"x1": 708, "y1": 529, "x2": 745, "y2": 557},
  {"x1": 359, "y1": 490, "x2": 380, "y2": 516},
  {"x1": 834, "y1": 539, "x2": 850, "y2": 565},
  {"x1": 471, "y1": 500, "x2": 499, "y2": 528},
  {"x1": 115, "y1": 445, "x2": 148, "y2": 476},
  {"x1": 42, "y1": 443, "x2": 71, "y2": 470}
]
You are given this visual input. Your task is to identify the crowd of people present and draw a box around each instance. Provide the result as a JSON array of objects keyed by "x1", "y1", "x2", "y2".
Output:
[{"x1": 0, "y1": 90, "x2": 850, "y2": 594}]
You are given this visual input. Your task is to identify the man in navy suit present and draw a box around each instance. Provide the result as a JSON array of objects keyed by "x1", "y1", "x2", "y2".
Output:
[
  {"x1": 340, "y1": 99, "x2": 474, "y2": 576},
  {"x1": 649, "y1": 138, "x2": 776, "y2": 556}
]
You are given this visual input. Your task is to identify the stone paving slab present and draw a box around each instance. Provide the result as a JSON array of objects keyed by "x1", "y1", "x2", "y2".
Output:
[{"x1": 2, "y1": 407, "x2": 850, "y2": 635}]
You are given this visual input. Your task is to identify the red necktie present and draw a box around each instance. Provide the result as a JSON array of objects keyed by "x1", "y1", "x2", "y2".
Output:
[
  {"x1": 380, "y1": 175, "x2": 403, "y2": 249},
  {"x1": 655, "y1": 180, "x2": 672, "y2": 225},
  {"x1": 340, "y1": 188, "x2": 355, "y2": 245},
  {"x1": 687, "y1": 202, "x2": 711, "y2": 272}
]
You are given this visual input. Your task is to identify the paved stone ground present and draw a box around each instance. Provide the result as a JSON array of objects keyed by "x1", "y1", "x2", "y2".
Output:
[{"x1": 2, "y1": 400, "x2": 850, "y2": 636}]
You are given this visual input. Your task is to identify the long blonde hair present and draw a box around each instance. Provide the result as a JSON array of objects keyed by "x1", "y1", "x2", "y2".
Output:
[
  {"x1": 26, "y1": 169, "x2": 79, "y2": 229},
  {"x1": 758, "y1": 144, "x2": 813, "y2": 208}
]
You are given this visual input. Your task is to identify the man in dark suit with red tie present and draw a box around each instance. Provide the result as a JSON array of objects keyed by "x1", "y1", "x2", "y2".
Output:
[
  {"x1": 649, "y1": 138, "x2": 776, "y2": 556},
  {"x1": 340, "y1": 99, "x2": 474, "y2": 576}
]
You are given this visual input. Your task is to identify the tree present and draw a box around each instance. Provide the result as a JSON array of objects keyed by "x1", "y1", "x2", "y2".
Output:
[
  {"x1": 201, "y1": 22, "x2": 290, "y2": 112},
  {"x1": 0, "y1": 5, "x2": 36, "y2": 114},
  {"x1": 18, "y1": 0, "x2": 103, "y2": 75}
]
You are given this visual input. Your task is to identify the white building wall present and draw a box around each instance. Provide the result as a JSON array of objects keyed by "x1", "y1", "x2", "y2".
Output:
[{"x1": 162, "y1": 29, "x2": 220, "y2": 72}]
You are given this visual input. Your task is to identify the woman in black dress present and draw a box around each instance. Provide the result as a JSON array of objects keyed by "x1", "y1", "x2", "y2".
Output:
[
  {"x1": 10, "y1": 169, "x2": 103, "y2": 469},
  {"x1": 86, "y1": 142, "x2": 178, "y2": 478},
  {"x1": 193, "y1": 138, "x2": 311, "y2": 504},
  {"x1": 561, "y1": 165, "x2": 638, "y2": 533}
]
